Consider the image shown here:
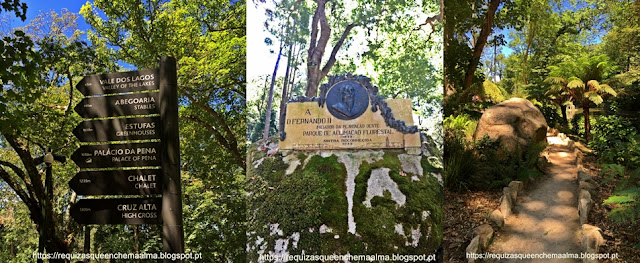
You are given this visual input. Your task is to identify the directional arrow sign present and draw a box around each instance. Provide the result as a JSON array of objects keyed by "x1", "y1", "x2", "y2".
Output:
[
  {"x1": 71, "y1": 198, "x2": 161, "y2": 225},
  {"x1": 73, "y1": 116, "x2": 161, "y2": 142},
  {"x1": 71, "y1": 142, "x2": 161, "y2": 169},
  {"x1": 76, "y1": 68, "x2": 159, "y2": 96},
  {"x1": 74, "y1": 92, "x2": 159, "y2": 119},
  {"x1": 69, "y1": 169, "x2": 162, "y2": 195}
]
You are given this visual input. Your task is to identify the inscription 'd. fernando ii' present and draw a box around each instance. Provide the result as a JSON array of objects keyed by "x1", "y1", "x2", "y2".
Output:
[{"x1": 280, "y1": 77, "x2": 420, "y2": 150}]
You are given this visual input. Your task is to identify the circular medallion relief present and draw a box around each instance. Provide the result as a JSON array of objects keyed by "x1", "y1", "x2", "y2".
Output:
[{"x1": 326, "y1": 80, "x2": 369, "y2": 120}]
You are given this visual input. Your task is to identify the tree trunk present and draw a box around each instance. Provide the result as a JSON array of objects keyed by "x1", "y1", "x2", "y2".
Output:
[
  {"x1": 263, "y1": 44, "x2": 284, "y2": 140},
  {"x1": 306, "y1": 0, "x2": 355, "y2": 97},
  {"x1": 560, "y1": 104, "x2": 568, "y2": 125},
  {"x1": 279, "y1": 20, "x2": 296, "y2": 134},
  {"x1": 522, "y1": 20, "x2": 536, "y2": 85},
  {"x1": 583, "y1": 105, "x2": 591, "y2": 142},
  {"x1": 462, "y1": 0, "x2": 501, "y2": 91}
]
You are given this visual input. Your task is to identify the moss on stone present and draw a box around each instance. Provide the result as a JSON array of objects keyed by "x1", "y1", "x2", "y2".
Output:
[{"x1": 247, "y1": 144, "x2": 443, "y2": 260}]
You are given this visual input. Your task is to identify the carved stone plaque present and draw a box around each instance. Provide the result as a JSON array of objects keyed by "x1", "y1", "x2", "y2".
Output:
[{"x1": 279, "y1": 75, "x2": 420, "y2": 150}]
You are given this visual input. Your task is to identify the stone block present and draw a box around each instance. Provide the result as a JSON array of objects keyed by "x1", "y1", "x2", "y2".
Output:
[
  {"x1": 579, "y1": 189, "x2": 591, "y2": 201},
  {"x1": 473, "y1": 224, "x2": 494, "y2": 250},
  {"x1": 581, "y1": 224, "x2": 605, "y2": 253},
  {"x1": 579, "y1": 181, "x2": 596, "y2": 191},
  {"x1": 466, "y1": 236, "x2": 481, "y2": 263},
  {"x1": 579, "y1": 198, "x2": 592, "y2": 225},
  {"x1": 504, "y1": 187, "x2": 517, "y2": 203},
  {"x1": 509, "y1": 181, "x2": 524, "y2": 192},
  {"x1": 489, "y1": 209, "x2": 504, "y2": 228},
  {"x1": 500, "y1": 194, "x2": 513, "y2": 218}
]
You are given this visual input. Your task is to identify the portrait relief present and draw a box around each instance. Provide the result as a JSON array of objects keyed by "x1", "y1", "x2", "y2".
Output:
[{"x1": 326, "y1": 81, "x2": 369, "y2": 120}]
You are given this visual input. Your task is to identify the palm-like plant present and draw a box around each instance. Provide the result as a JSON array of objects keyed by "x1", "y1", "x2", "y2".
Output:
[{"x1": 545, "y1": 54, "x2": 617, "y2": 141}]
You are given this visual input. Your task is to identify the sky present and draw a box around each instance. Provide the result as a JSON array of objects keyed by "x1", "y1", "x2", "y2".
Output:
[
  {"x1": 9, "y1": 0, "x2": 90, "y2": 30},
  {"x1": 6, "y1": 0, "x2": 137, "y2": 70}
]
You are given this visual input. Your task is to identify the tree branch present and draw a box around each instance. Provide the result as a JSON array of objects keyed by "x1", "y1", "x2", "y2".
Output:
[
  {"x1": 2, "y1": 133, "x2": 45, "y2": 202},
  {"x1": 321, "y1": 23, "x2": 355, "y2": 76},
  {"x1": 181, "y1": 115, "x2": 246, "y2": 170}
]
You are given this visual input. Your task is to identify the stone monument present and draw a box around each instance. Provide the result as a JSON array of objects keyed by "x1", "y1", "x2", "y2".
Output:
[
  {"x1": 279, "y1": 74, "x2": 421, "y2": 150},
  {"x1": 247, "y1": 74, "x2": 442, "y2": 262}
]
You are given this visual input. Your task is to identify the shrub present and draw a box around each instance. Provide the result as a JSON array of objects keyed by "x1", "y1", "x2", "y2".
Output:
[
  {"x1": 601, "y1": 164, "x2": 640, "y2": 223},
  {"x1": 443, "y1": 129, "x2": 546, "y2": 192},
  {"x1": 590, "y1": 115, "x2": 640, "y2": 166},
  {"x1": 443, "y1": 114, "x2": 477, "y2": 139}
]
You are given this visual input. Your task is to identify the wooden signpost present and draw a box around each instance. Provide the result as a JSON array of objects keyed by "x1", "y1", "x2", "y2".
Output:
[
  {"x1": 70, "y1": 57, "x2": 183, "y2": 262},
  {"x1": 69, "y1": 169, "x2": 162, "y2": 195},
  {"x1": 70, "y1": 198, "x2": 161, "y2": 225},
  {"x1": 73, "y1": 116, "x2": 161, "y2": 142}
]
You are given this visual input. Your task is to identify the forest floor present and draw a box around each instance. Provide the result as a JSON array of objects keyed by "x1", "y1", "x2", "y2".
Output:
[
  {"x1": 485, "y1": 136, "x2": 581, "y2": 262},
  {"x1": 582, "y1": 155, "x2": 640, "y2": 263}
]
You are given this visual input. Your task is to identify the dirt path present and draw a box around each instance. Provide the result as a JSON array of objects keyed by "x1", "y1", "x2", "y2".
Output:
[{"x1": 487, "y1": 136, "x2": 581, "y2": 262}]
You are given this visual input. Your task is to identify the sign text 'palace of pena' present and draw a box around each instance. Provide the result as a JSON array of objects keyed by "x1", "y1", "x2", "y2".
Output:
[{"x1": 279, "y1": 75, "x2": 421, "y2": 150}]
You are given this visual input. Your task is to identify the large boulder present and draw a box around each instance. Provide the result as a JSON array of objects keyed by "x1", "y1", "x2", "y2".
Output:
[
  {"x1": 247, "y1": 136, "x2": 443, "y2": 262},
  {"x1": 473, "y1": 98, "x2": 548, "y2": 153}
]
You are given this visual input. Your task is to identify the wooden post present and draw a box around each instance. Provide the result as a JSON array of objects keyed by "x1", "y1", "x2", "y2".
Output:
[{"x1": 159, "y1": 57, "x2": 184, "y2": 262}]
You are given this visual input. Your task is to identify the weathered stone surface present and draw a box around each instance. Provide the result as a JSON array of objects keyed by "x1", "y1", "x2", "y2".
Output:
[
  {"x1": 578, "y1": 168, "x2": 593, "y2": 182},
  {"x1": 489, "y1": 209, "x2": 504, "y2": 228},
  {"x1": 500, "y1": 194, "x2": 513, "y2": 218},
  {"x1": 466, "y1": 236, "x2": 481, "y2": 263},
  {"x1": 398, "y1": 153, "x2": 423, "y2": 176},
  {"x1": 247, "y1": 138, "x2": 443, "y2": 262},
  {"x1": 473, "y1": 224, "x2": 494, "y2": 250},
  {"x1": 474, "y1": 98, "x2": 548, "y2": 154},
  {"x1": 363, "y1": 168, "x2": 406, "y2": 208},
  {"x1": 579, "y1": 189, "x2": 592, "y2": 201},
  {"x1": 568, "y1": 140, "x2": 576, "y2": 152},
  {"x1": 581, "y1": 224, "x2": 605, "y2": 253},
  {"x1": 283, "y1": 154, "x2": 300, "y2": 175},
  {"x1": 547, "y1": 127, "x2": 559, "y2": 136},
  {"x1": 579, "y1": 181, "x2": 596, "y2": 191},
  {"x1": 508, "y1": 181, "x2": 524, "y2": 192},
  {"x1": 579, "y1": 198, "x2": 593, "y2": 225},
  {"x1": 280, "y1": 100, "x2": 420, "y2": 150},
  {"x1": 505, "y1": 187, "x2": 517, "y2": 203}
]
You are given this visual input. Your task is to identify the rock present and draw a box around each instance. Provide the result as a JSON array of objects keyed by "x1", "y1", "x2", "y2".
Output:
[
  {"x1": 406, "y1": 147, "x2": 421, "y2": 155},
  {"x1": 575, "y1": 149, "x2": 584, "y2": 162},
  {"x1": 489, "y1": 209, "x2": 504, "y2": 228},
  {"x1": 474, "y1": 98, "x2": 548, "y2": 154},
  {"x1": 473, "y1": 224, "x2": 494, "y2": 250},
  {"x1": 537, "y1": 155, "x2": 552, "y2": 174},
  {"x1": 398, "y1": 153, "x2": 423, "y2": 176},
  {"x1": 578, "y1": 169, "x2": 593, "y2": 182},
  {"x1": 500, "y1": 194, "x2": 513, "y2": 218},
  {"x1": 508, "y1": 181, "x2": 524, "y2": 192},
  {"x1": 579, "y1": 198, "x2": 593, "y2": 225},
  {"x1": 547, "y1": 127, "x2": 559, "y2": 136},
  {"x1": 504, "y1": 187, "x2": 517, "y2": 203},
  {"x1": 579, "y1": 189, "x2": 592, "y2": 201},
  {"x1": 579, "y1": 181, "x2": 596, "y2": 191},
  {"x1": 581, "y1": 224, "x2": 605, "y2": 253},
  {"x1": 568, "y1": 140, "x2": 576, "y2": 152},
  {"x1": 247, "y1": 138, "x2": 443, "y2": 259},
  {"x1": 466, "y1": 236, "x2": 481, "y2": 263}
]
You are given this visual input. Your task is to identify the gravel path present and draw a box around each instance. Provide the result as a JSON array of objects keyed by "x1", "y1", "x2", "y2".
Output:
[{"x1": 487, "y1": 136, "x2": 581, "y2": 262}]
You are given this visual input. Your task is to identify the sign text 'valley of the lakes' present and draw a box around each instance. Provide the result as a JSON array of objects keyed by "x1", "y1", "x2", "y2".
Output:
[{"x1": 279, "y1": 75, "x2": 421, "y2": 150}]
